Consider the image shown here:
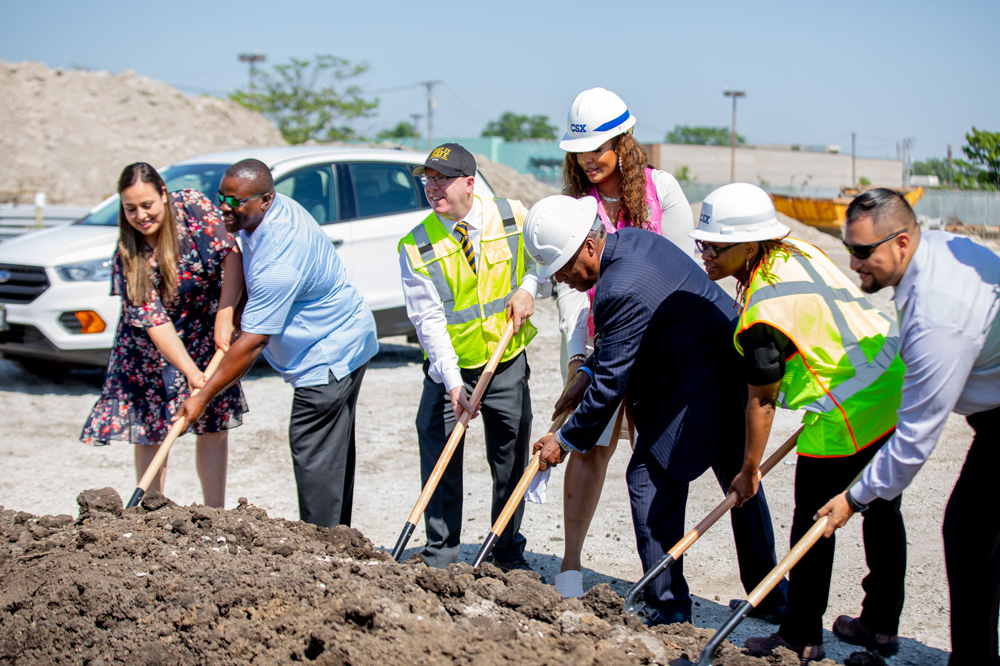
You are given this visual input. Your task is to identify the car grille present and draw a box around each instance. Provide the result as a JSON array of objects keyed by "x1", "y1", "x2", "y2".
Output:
[{"x1": 0, "y1": 264, "x2": 50, "y2": 304}]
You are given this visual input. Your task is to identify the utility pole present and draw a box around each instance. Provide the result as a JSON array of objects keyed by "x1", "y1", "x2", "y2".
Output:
[
  {"x1": 947, "y1": 144, "x2": 953, "y2": 187},
  {"x1": 421, "y1": 81, "x2": 441, "y2": 151},
  {"x1": 901, "y1": 137, "x2": 914, "y2": 186},
  {"x1": 723, "y1": 89, "x2": 745, "y2": 183},
  {"x1": 238, "y1": 52, "x2": 266, "y2": 93},
  {"x1": 851, "y1": 132, "x2": 857, "y2": 187},
  {"x1": 410, "y1": 113, "x2": 423, "y2": 150}
]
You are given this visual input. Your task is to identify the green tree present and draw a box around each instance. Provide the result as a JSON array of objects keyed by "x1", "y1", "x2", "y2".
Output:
[
  {"x1": 377, "y1": 121, "x2": 418, "y2": 143},
  {"x1": 666, "y1": 125, "x2": 745, "y2": 146},
  {"x1": 481, "y1": 112, "x2": 557, "y2": 141},
  {"x1": 955, "y1": 127, "x2": 1000, "y2": 190},
  {"x1": 231, "y1": 55, "x2": 379, "y2": 145}
]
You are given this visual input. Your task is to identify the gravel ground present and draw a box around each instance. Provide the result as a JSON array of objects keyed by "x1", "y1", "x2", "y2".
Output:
[{"x1": 0, "y1": 290, "x2": 961, "y2": 665}]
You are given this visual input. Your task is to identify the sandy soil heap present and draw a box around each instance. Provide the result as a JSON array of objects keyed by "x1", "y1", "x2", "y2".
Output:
[
  {"x1": 0, "y1": 489, "x2": 848, "y2": 666},
  {"x1": 0, "y1": 61, "x2": 286, "y2": 205}
]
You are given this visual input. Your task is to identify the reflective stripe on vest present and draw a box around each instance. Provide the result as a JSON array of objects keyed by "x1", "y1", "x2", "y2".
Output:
[
  {"x1": 744, "y1": 257, "x2": 900, "y2": 414},
  {"x1": 399, "y1": 196, "x2": 536, "y2": 368},
  {"x1": 737, "y1": 238, "x2": 903, "y2": 456}
]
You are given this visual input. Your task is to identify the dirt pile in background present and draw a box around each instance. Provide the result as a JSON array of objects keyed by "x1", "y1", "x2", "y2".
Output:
[
  {"x1": 473, "y1": 154, "x2": 560, "y2": 207},
  {"x1": 0, "y1": 489, "x2": 842, "y2": 665},
  {"x1": 0, "y1": 61, "x2": 286, "y2": 205}
]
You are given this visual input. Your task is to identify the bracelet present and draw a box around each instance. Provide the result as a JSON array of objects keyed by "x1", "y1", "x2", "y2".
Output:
[
  {"x1": 844, "y1": 489, "x2": 869, "y2": 513},
  {"x1": 569, "y1": 354, "x2": 587, "y2": 364}
]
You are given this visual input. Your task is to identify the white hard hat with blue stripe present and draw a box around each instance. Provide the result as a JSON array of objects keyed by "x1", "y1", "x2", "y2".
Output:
[{"x1": 559, "y1": 87, "x2": 637, "y2": 153}]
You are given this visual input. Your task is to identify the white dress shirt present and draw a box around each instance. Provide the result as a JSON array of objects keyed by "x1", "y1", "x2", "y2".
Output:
[
  {"x1": 399, "y1": 195, "x2": 542, "y2": 392},
  {"x1": 851, "y1": 230, "x2": 1000, "y2": 504}
]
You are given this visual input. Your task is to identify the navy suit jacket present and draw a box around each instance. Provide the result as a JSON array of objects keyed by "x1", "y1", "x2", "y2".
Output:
[{"x1": 560, "y1": 228, "x2": 747, "y2": 483}]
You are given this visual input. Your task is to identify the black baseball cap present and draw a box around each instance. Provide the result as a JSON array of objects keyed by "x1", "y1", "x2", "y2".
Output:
[{"x1": 411, "y1": 143, "x2": 477, "y2": 178}]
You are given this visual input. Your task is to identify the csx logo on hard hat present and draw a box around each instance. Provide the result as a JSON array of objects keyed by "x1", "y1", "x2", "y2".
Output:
[
  {"x1": 430, "y1": 147, "x2": 451, "y2": 161},
  {"x1": 699, "y1": 212, "x2": 712, "y2": 225},
  {"x1": 570, "y1": 124, "x2": 587, "y2": 133}
]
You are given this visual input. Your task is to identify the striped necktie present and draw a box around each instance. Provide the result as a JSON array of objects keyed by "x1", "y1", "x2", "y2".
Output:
[{"x1": 454, "y1": 220, "x2": 477, "y2": 274}]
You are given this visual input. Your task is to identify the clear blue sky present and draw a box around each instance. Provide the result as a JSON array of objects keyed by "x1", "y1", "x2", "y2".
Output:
[{"x1": 4, "y1": 0, "x2": 997, "y2": 160}]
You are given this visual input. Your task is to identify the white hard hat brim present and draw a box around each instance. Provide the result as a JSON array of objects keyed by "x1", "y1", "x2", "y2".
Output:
[
  {"x1": 688, "y1": 218, "x2": 791, "y2": 243},
  {"x1": 559, "y1": 116, "x2": 637, "y2": 153}
]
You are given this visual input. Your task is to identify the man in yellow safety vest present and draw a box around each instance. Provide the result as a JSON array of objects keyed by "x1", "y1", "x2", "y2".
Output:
[{"x1": 398, "y1": 143, "x2": 541, "y2": 571}]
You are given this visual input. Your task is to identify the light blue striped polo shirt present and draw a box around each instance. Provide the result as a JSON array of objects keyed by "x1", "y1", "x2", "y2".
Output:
[{"x1": 240, "y1": 193, "x2": 378, "y2": 388}]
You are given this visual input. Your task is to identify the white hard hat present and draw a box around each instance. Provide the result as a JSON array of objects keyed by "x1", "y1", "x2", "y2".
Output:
[
  {"x1": 524, "y1": 195, "x2": 601, "y2": 278},
  {"x1": 689, "y1": 183, "x2": 790, "y2": 243},
  {"x1": 559, "y1": 88, "x2": 637, "y2": 153}
]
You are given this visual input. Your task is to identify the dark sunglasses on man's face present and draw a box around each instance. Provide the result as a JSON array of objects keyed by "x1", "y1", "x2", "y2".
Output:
[
  {"x1": 694, "y1": 239, "x2": 742, "y2": 259},
  {"x1": 842, "y1": 229, "x2": 906, "y2": 260},
  {"x1": 216, "y1": 191, "x2": 265, "y2": 209}
]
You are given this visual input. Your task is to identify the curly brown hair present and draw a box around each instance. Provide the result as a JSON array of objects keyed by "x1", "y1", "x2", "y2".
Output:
[
  {"x1": 562, "y1": 131, "x2": 651, "y2": 229},
  {"x1": 735, "y1": 238, "x2": 809, "y2": 306}
]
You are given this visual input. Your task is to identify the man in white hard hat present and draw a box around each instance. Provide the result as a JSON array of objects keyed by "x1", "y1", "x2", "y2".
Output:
[
  {"x1": 525, "y1": 195, "x2": 787, "y2": 626},
  {"x1": 397, "y1": 143, "x2": 541, "y2": 571}
]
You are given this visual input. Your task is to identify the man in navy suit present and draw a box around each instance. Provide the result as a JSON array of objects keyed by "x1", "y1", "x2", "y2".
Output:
[{"x1": 524, "y1": 195, "x2": 787, "y2": 625}]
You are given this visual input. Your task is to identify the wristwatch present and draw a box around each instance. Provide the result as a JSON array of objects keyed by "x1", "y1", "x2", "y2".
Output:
[
  {"x1": 844, "y1": 489, "x2": 869, "y2": 513},
  {"x1": 555, "y1": 431, "x2": 572, "y2": 454}
]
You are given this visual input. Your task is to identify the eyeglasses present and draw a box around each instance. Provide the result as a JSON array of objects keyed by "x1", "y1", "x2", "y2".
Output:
[
  {"x1": 216, "y1": 191, "x2": 266, "y2": 209},
  {"x1": 423, "y1": 174, "x2": 457, "y2": 187},
  {"x1": 842, "y1": 230, "x2": 906, "y2": 260},
  {"x1": 694, "y1": 239, "x2": 742, "y2": 259}
]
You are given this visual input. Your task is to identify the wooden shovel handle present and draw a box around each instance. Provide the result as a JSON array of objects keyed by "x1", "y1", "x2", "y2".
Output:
[
  {"x1": 667, "y1": 426, "x2": 801, "y2": 560},
  {"x1": 134, "y1": 349, "x2": 226, "y2": 493},
  {"x1": 404, "y1": 321, "x2": 516, "y2": 525},
  {"x1": 486, "y1": 407, "x2": 572, "y2": 537}
]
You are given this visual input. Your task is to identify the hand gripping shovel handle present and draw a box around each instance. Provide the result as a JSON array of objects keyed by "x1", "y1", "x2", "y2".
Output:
[
  {"x1": 624, "y1": 427, "x2": 802, "y2": 614},
  {"x1": 391, "y1": 321, "x2": 516, "y2": 562},
  {"x1": 471, "y1": 407, "x2": 572, "y2": 569},
  {"x1": 688, "y1": 453, "x2": 881, "y2": 666},
  {"x1": 125, "y1": 349, "x2": 226, "y2": 509}
]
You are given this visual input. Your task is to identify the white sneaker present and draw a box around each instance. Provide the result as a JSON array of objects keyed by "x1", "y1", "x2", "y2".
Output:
[{"x1": 554, "y1": 569, "x2": 584, "y2": 598}]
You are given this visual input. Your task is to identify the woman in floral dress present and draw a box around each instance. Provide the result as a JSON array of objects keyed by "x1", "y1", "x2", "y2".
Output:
[{"x1": 81, "y1": 162, "x2": 248, "y2": 507}]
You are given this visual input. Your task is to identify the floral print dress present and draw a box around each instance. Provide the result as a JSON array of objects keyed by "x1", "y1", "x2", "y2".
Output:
[{"x1": 81, "y1": 189, "x2": 248, "y2": 446}]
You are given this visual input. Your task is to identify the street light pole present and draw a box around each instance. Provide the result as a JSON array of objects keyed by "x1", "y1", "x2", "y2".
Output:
[
  {"x1": 238, "y1": 52, "x2": 266, "y2": 93},
  {"x1": 724, "y1": 89, "x2": 745, "y2": 183}
]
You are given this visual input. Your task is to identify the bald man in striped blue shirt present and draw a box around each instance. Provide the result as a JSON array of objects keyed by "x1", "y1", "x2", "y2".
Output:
[{"x1": 177, "y1": 158, "x2": 378, "y2": 528}]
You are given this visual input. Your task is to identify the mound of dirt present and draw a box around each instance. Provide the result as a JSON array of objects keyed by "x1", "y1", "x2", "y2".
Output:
[
  {"x1": 0, "y1": 489, "x2": 846, "y2": 665},
  {"x1": 474, "y1": 155, "x2": 560, "y2": 208},
  {"x1": 0, "y1": 61, "x2": 286, "y2": 205}
]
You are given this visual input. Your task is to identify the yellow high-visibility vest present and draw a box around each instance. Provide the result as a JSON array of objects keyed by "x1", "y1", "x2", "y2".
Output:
[
  {"x1": 736, "y1": 238, "x2": 904, "y2": 457},
  {"x1": 399, "y1": 195, "x2": 536, "y2": 368}
]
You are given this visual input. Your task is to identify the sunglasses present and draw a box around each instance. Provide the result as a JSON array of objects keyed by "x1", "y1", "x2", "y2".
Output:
[
  {"x1": 216, "y1": 191, "x2": 265, "y2": 209},
  {"x1": 842, "y1": 230, "x2": 906, "y2": 260},
  {"x1": 694, "y1": 239, "x2": 742, "y2": 259}
]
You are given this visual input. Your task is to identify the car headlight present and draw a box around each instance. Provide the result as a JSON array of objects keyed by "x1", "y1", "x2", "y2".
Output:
[{"x1": 57, "y1": 258, "x2": 113, "y2": 282}]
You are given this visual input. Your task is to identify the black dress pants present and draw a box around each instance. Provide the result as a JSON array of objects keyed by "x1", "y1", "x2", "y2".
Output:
[
  {"x1": 415, "y1": 352, "x2": 531, "y2": 568},
  {"x1": 287, "y1": 364, "x2": 367, "y2": 528},
  {"x1": 779, "y1": 431, "x2": 907, "y2": 646},
  {"x1": 944, "y1": 407, "x2": 1000, "y2": 666}
]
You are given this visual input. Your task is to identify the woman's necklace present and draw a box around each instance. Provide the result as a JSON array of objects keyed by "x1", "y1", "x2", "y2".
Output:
[{"x1": 599, "y1": 192, "x2": 619, "y2": 203}]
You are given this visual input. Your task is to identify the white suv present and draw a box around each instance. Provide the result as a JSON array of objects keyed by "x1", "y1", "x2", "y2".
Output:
[{"x1": 0, "y1": 146, "x2": 496, "y2": 376}]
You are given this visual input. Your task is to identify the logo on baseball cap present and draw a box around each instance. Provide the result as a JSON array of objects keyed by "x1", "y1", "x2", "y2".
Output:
[{"x1": 411, "y1": 142, "x2": 477, "y2": 178}]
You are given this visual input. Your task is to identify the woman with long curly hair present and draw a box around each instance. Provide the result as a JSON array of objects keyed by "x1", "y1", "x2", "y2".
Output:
[
  {"x1": 692, "y1": 184, "x2": 906, "y2": 661},
  {"x1": 553, "y1": 88, "x2": 695, "y2": 600},
  {"x1": 80, "y1": 162, "x2": 248, "y2": 507}
]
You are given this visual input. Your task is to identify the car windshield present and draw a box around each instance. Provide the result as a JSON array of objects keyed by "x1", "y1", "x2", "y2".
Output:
[{"x1": 75, "y1": 163, "x2": 231, "y2": 226}]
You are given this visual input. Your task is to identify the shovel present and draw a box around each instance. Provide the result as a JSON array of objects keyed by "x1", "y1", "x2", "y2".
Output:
[
  {"x1": 390, "y1": 321, "x2": 515, "y2": 562},
  {"x1": 624, "y1": 427, "x2": 802, "y2": 613},
  {"x1": 125, "y1": 349, "x2": 226, "y2": 509},
  {"x1": 471, "y1": 406, "x2": 572, "y2": 568},
  {"x1": 679, "y1": 457, "x2": 881, "y2": 666}
]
